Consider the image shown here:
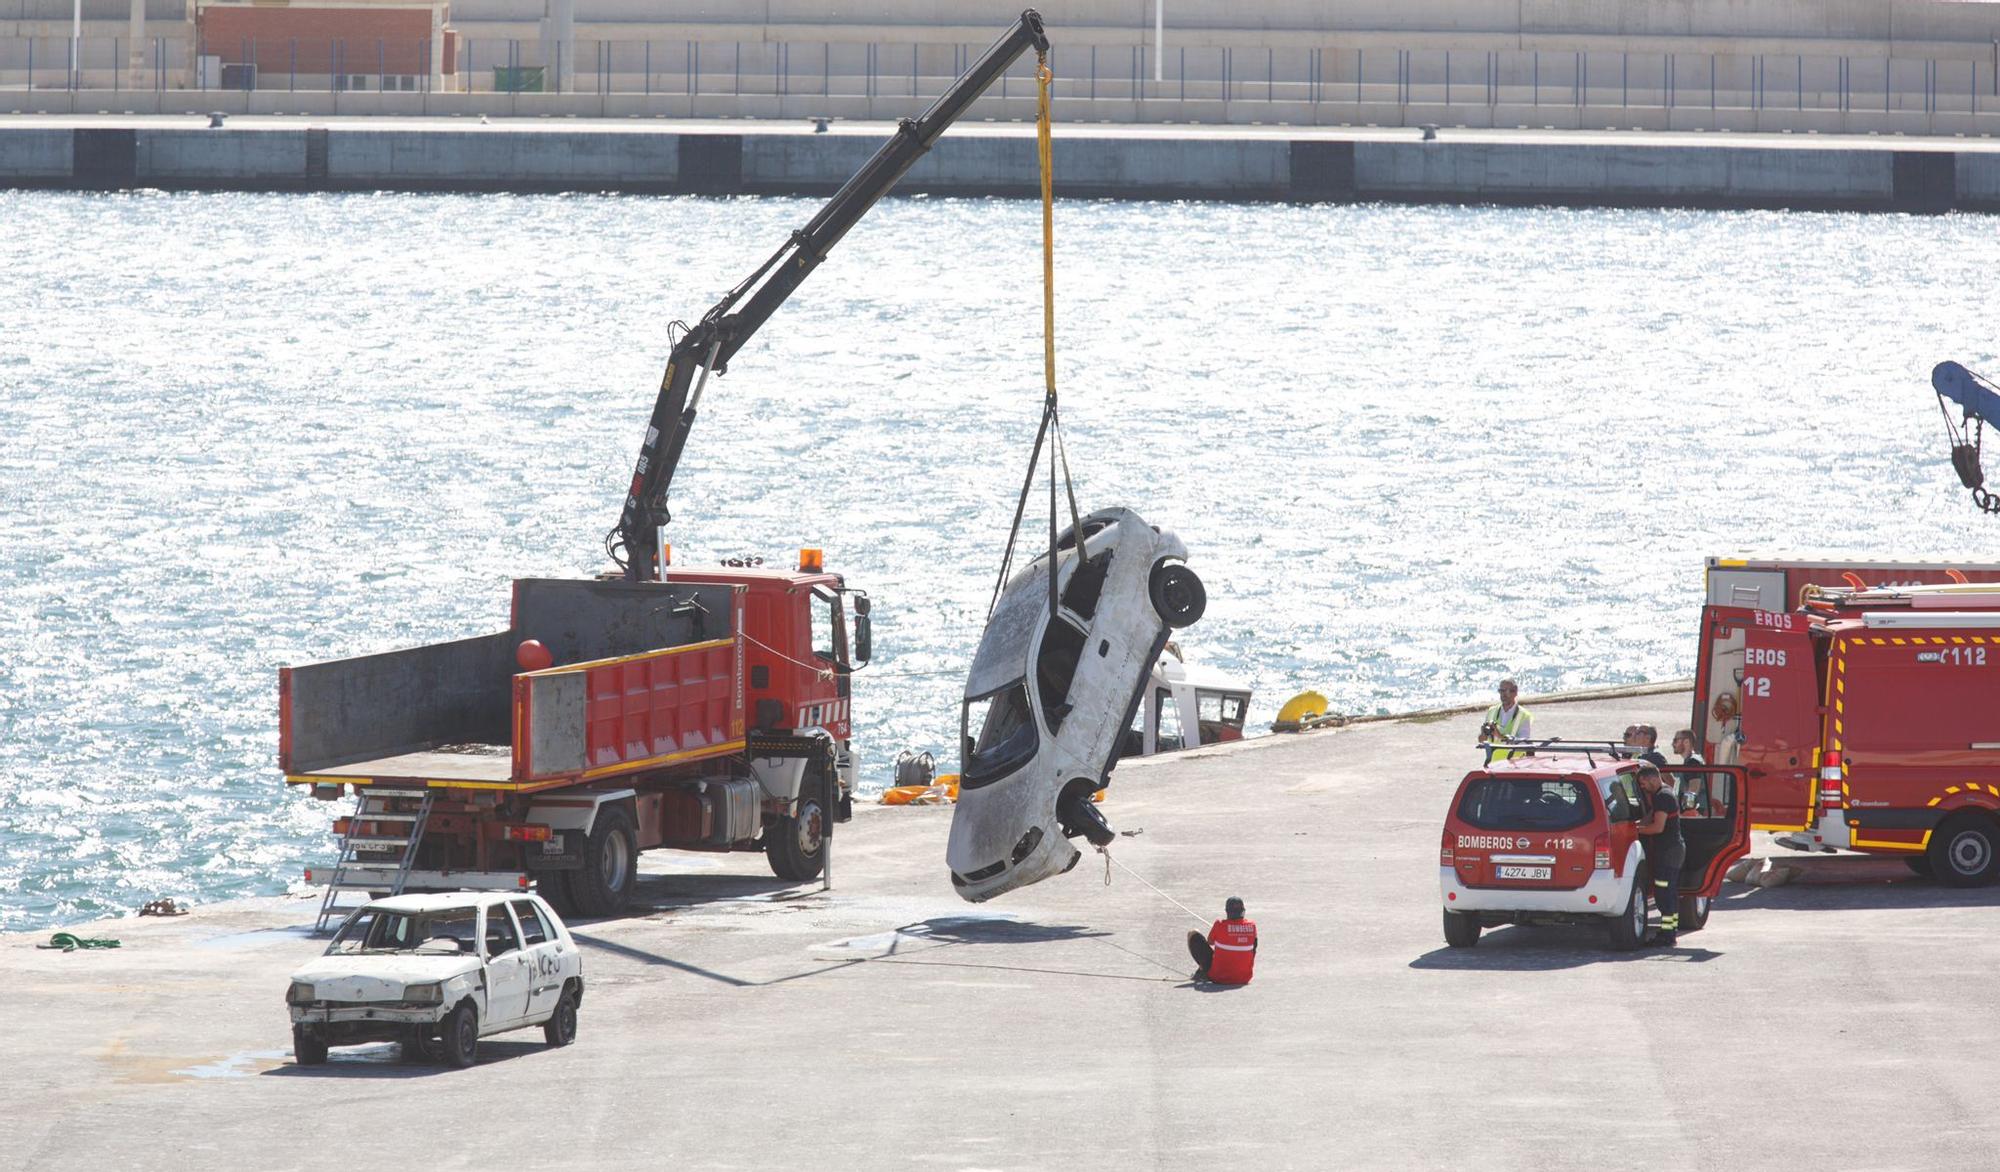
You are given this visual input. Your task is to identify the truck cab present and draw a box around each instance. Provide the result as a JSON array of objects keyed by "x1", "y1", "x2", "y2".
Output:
[{"x1": 1439, "y1": 749, "x2": 1749, "y2": 950}]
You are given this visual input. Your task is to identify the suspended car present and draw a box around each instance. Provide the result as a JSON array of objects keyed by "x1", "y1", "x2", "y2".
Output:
[{"x1": 947, "y1": 507, "x2": 1206, "y2": 902}]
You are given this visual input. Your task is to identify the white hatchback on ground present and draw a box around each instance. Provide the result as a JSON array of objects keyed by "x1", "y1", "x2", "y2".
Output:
[
  {"x1": 286, "y1": 891, "x2": 584, "y2": 1067},
  {"x1": 948, "y1": 507, "x2": 1206, "y2": 901}
]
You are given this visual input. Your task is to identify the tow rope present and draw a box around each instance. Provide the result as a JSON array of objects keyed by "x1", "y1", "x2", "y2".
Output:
[
  {"x1": 986, "y1": 51, "x2": 1087, "y2": 622},
  {"x1": 1097, "y1": 846, "x2": 1211, "y2": 928}
]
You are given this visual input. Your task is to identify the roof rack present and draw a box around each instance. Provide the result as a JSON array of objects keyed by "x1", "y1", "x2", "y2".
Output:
[{"x1": 1478, "y1": 739, "x2": 1642, "y2": 768}]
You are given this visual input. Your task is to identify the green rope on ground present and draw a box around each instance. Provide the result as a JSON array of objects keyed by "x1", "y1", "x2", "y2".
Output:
[{"x1": 37, "y1": 932, "x2": 121, "y2": 952}]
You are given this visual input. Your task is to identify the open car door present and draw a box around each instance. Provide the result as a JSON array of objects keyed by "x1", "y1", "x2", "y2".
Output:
[{"x1": 1672, "y1": 763, "x2": 1752, "y2": 899}]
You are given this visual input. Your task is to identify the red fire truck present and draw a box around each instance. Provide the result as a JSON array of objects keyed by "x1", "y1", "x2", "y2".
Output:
[
  {"x1": 282, "y1": 12, "x2": 1054, "y2": 930},
  {"x1": 1693, "y1": 573, "x2": 2000, "y2": 886}
]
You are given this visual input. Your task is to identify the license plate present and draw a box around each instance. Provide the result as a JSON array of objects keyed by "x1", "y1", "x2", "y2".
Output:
[
  {"x1": 540, "y1": 839, "x2": 565, "y2": 855},
  {"x1": 1497, "y1": 865, "x2": 1551, "y2": 880}
]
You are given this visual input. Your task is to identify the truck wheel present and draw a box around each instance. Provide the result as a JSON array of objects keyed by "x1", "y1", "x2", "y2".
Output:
[
  {"x1": 537, "y1": 869, "x2": 577, "y2": 919},
  {"x1": 292, "y1": 1025, "x2": 328, "y2": 1066},
  {"x1": 1441, "y1": 908, "x2": 1480, "y2": 948},
  {"x1": 1607, "y1": 874, "x2": 1648, "y2": 951},
  {"x1": 543, "y1": 982, "x2": 579, "y2": 1048},
  {"x1": 766, "y1": 798, "x2": 826, "y2": 883},
  {"x1": 1905, "y1": 856, "x2": 1935, "y2": 879},
  {"x1": 442, "y1": 1002, "x2": 479, "y2": 1069},
  {"x1": 1677, "y1": 893, "x2": 1712, "y2": 934},
  {"x1": 1148, "y1": 564, "x2": 1206, "y2": 629},
  {"x1": 569, "y1": 805, "x2": 638, "y2": 918},
  {"x1": 1927, "y1": 814, "x2": 2000, "y2": 887}
]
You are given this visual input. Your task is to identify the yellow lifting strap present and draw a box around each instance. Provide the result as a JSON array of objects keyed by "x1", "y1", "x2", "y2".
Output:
[{"x1": 1036, "y1": 52, "x2": 1056, "y2": 400}]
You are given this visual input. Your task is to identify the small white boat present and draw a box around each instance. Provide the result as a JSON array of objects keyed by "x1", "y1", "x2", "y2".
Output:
[{"x1": 1121, "y1": 643, "x2": 1253, "y2": 757}]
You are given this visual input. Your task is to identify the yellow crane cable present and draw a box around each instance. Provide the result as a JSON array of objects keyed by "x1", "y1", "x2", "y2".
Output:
[{"x1": 1036, "y1": 53, "x2": 1056, "y2": 400}]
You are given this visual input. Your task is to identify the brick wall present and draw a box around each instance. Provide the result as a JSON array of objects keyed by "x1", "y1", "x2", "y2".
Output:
[{"x1": 197, "y1": 7, "x2": 452, "y2": 76}]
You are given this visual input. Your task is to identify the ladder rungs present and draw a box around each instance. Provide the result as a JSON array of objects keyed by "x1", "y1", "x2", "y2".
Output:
[{"x1": 343, "y1": 837, "x2": 414, "y2": 849}]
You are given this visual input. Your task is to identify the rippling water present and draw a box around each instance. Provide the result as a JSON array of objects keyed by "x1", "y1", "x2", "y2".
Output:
[{"x1": 2, "y1": 189, "x2": 1995, "y2": 930}]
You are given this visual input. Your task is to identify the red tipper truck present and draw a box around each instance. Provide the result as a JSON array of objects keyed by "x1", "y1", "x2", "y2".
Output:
[
  {"x1": 282, "y1": 561, "x2": 870, "y2": 929},
  {"x1": 1693, "y1": 558, "x2": 2000, "y2": 886}
]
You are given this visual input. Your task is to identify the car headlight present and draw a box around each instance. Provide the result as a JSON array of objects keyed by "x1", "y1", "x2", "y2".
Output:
[
  {"x1": 286, "y1": 981, "x2": 316, "y2": 1005},
  {"x1": 402, "y1": 982, "x2": 443, "y2": 1006}
]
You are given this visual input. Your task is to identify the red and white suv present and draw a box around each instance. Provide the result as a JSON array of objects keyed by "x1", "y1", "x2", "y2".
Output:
[{"x1": 1438, "y1": 747, "x2": 1750, "y2": 950}]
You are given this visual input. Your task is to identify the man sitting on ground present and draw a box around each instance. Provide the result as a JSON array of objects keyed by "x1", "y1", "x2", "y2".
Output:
[{"x1": 1187, "y1": 897, "x2": 1258, "y2": 985}]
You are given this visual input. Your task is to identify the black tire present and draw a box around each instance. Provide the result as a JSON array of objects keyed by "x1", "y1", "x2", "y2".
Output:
[
  {"x1": 442, "y1": 1002, "x2": 479, "y2": 1069},
  {"x1": 1607, "y1": 872, "x2": 1648, "y2": 951},
  {"x1": 1905, "y1": 856, "x2": 1935, "y2": 879},
  {"x1": 1677, "y1": 893, "x2": 1712, "y2": 934},
  {"x1": 399, "y1": 1030, "x2": 443, "y2": 1064},
  {"x1": 569, "y1": 805, "x2": 639, "y2": 918},
  {"x1": 766, "y1": 797, "x2": 827, "y2": 883},
  {"x1": 537, "y1": 868, "x2": 577, "y2": 919},
  {"x1": 1056, "y1": 781, "x2": 1115, "y2": 847},
  {"x1": 1148, "y1": 563, "x2": 1206, "y2": 629},
  {"x1": 1927, "y1": 813, "x2": 2000, "y2": 887},
  {"x1": 543, "y1": 983, "x2": 579, "y2": 1048},
  {"x1": 292, "y1": 1025, "x2": 328, "y2": 1066},
  {"x1": 1441, "y1": 908, "x2": 1480, "y2": 948}
]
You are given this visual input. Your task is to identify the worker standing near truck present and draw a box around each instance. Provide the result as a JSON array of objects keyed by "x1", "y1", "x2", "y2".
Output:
[
  {"x1": 1634, "y1": 764, "x2": 1684, "y2": 946},
  {"x1": 1479, "y1": 680, "x2": 1533, "y2": 758}
]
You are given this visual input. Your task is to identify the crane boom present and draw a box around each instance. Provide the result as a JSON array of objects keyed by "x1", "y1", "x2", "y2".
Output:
[{"x1": 611, "y1": 9, "x2": 1051, "y2": 579}]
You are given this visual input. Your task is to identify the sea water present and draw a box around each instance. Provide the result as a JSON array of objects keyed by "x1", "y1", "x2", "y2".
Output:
[{"x1": 2, "y1": 190, "x2": 1995, "y2": 930}]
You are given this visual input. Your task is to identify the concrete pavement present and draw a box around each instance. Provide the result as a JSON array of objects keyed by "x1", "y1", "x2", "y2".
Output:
[{"x1": 4, "y1": 690, "x2": 1998, "y2": 1170}]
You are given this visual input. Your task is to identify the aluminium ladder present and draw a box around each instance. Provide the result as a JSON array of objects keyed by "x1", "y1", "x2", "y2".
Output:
[{"x1": 312, "y1": 789, "x2": 435, "y2": 935}]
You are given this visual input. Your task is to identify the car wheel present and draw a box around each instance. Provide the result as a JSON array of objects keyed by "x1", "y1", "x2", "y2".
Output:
[
  {"x1": 766, "y1": 798, "x2": 826, "y2": 883},
  {"x1": 543, "y1": 983, "x2": 580, "y2": 1048},
  {"x1": 1905, "y1": 856, "x2": 1935, "y2": 879},
  {"x1": 292, "y1": 1025, "x2": 328, "y2": 1066},
  {"x1": 442, "y1": 1002, "x2": 479, "y2": 1069},
  {"x1": 1441, "y1": 908, "x2": 1480, "y2": 948},
  {"x1": 1927, "y1": 813, "x2": 2000, "y2": 888},
  {"x1": 1148, "y1": 563, "x2": 1206, "y2": 628},
  {"x1": 1607, "y1": 872, "x2": 1648, "y2": 951},
  {"x1": 568, "y1": 804, "x2": 639, "y2": 918},
  {"x1": 1677, "y1": 893, "x2": 1712, "y2": 934},
  {"x1": 1056, "y1": 780, "x2": 1115, "y2": 847}
]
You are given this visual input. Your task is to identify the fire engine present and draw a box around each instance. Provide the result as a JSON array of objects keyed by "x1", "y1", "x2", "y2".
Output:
[
  {"x1": 1694, "y1": 577, "x2": 2000, "y2": 886},
  {"x1": 281, "y1": 11, "x2": 1053, "y2": 930}
]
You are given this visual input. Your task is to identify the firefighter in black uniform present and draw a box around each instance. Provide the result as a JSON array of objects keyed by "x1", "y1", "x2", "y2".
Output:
[{"x1": 1634, "y1": 763, "x2": 1684, "y2": 946}]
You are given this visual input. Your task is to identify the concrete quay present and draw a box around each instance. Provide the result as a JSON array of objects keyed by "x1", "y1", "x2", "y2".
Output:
[
  {"x1": 4, "y1": 114, "x2": 2000, "y2": 209},
  {"x1": 6, "y1": 689, "x2": 1999, "y2": 1170}
]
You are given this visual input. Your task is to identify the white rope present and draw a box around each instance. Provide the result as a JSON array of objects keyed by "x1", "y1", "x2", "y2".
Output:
[
  {"x1": 738, "y1": 631, "x2": 836, "y2": 682},
  {"x1": 1096, "y1": 845, "x2": 1209, "y2": 927}
]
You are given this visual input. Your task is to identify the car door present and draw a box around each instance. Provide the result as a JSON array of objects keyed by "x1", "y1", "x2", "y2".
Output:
[
  {"x1": 509, "y1": 898, "x2": 566, "y2": 1021},
  {"x1": 480, "y1": 903, "x2": 532, "y2": 1031},
  {"x1": 1674, "y1": 764, "x2": 1752, "y2": 898}
]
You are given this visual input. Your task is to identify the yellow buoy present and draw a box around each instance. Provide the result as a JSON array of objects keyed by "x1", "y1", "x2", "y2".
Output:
[{"x1": 1275, "y1": 691, "x2": 1330, "y2": 728}]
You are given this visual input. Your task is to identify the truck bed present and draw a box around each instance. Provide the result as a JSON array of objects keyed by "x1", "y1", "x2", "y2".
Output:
[{"x1": 282, "y1": 578, "x2": 747, "y2": 793}]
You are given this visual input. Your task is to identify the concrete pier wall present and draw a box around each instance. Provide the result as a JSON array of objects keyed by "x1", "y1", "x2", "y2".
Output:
[{"x1": 3, "y1": 120, "x2": 1997, "y2": 212}]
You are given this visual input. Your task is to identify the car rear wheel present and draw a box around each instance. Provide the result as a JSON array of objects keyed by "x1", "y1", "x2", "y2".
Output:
[
  {"x1": 292, "y1": 1025, "x2": 328, "y2": 1066},
  {"x1": 1441, "y1": 908, "x2": 1480, "y2": 948},
  {"x1": 1148, "y1": 564, "x2": 1206, "y2": 628},
  {"x1": 1677, "y1": 893, "x2": 1712, "y2": 934},
  {"x1": 442, "y1": 1002, "x2": 479, "y2": 1069},
  {"x1": 1607, "y1": 874, "x2": 1648, "y2": 951},
  {"x1": 766, "y1": 798, "x2": 826, "y2": 883},
  {"x1": 569, "y1": 805, "x2": 638, "y2": 918},
  {"x1": 543, "y1": 983, "x2": 579, "y2": 1047},
  {"x1": 1927, "y1": 813, "x2": 2000, "y2": 888}
]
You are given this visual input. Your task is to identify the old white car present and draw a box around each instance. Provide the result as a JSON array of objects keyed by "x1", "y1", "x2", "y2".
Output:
[
  {"x1": 948, "y1": 507, "x2": 1205, "y2": 902},
  {"x1": 286, "y1": 891, "x2": 583, "y2": 1068}
]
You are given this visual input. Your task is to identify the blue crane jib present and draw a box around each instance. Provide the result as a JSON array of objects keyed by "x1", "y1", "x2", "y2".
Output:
[{"x1": 1934, "y1": 361, "x2": 2000, "y2": 427}]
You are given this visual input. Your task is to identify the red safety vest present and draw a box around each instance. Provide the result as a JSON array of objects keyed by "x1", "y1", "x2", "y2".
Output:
[{"x1": 1206, "y1": 918, "x2": 1258, "y2": 985}]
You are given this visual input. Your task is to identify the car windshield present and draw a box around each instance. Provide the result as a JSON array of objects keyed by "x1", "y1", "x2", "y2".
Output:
[
  {"x1": 1456, "y1": 778, "x2": 1595, "y2": 832},
  {"x1": 326, "y1": 906, "x2": 481, "y2": 956},
  {"x1": 960, "y1": 681, "x2": 1037, "y2": 789}
]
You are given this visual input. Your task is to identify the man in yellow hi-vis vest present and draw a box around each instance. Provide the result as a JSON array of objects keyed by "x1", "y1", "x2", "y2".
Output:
[{"x1": 1480, "y1": 679, "x2": 1534, "y2": 758}]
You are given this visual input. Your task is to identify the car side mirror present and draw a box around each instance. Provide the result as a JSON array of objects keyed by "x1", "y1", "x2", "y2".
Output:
[{"x1": 854, "y1": 613, "x2": 872, "y2": 664}]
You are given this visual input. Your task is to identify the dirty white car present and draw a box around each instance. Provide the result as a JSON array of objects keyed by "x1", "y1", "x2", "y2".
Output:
[
  {"x1": 947, "y1": 507, "x2": 1205, "y2": 901},
  {"x1": 286, "y1": 891, "x2": 583, "y2": 1068}
]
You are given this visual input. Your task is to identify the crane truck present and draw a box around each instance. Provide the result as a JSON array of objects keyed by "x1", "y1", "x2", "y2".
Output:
[{"x1": 281, "y1": 10, "x2": 1053, "y2": 931}]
